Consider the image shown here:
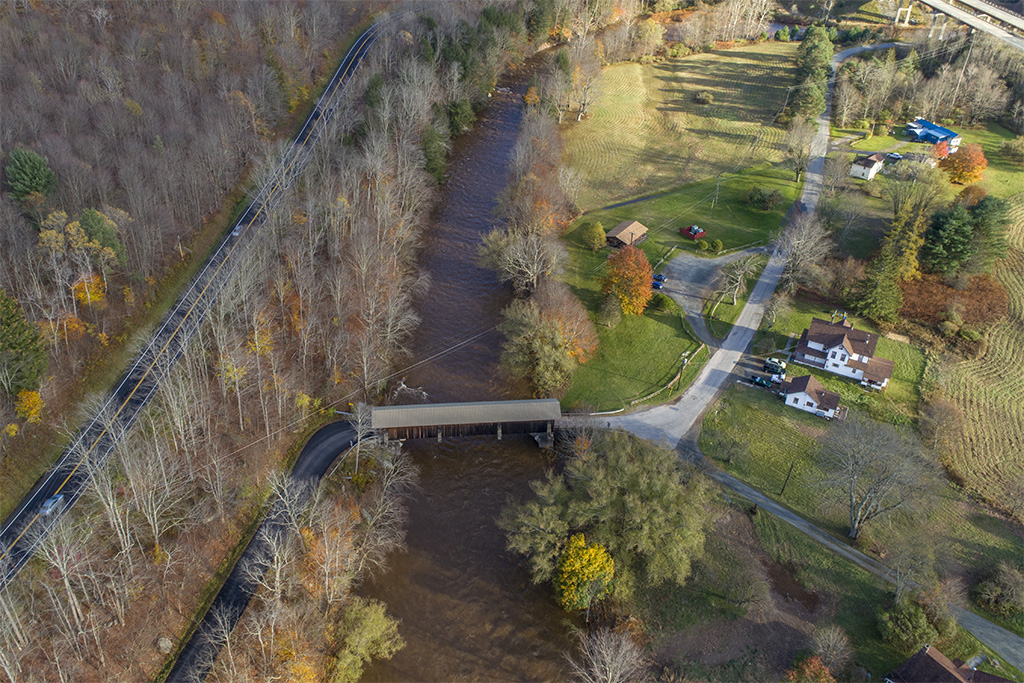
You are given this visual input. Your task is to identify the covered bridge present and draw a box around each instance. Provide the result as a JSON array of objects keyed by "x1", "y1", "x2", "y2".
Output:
[{"x1": 371, "y1": 399, "x2": 561, "y2": 441}]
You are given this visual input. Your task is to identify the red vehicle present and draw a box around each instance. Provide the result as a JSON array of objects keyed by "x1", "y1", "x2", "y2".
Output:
[{"x1": 681, "y1": 224, "x2": 706, "y2": 240}]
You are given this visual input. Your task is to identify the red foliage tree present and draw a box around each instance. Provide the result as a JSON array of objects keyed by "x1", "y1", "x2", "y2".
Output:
[
  {"x1": 939, "y1": 143, "x2": 988, "y2": 184},
  {"x1": 954, "y1": 184, "x2": 987, "y2": 208},
  {"x1": 933, "y1": 140, "x2": 949, "y2": 160},
  {"x1": 601, "y1": 245, "x2": 652, "y2": 316},
  {"x1": 784, "y1": 656, "x2": 836, "y2": 683}
]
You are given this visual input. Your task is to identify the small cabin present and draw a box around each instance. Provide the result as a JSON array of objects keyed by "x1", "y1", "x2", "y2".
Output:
[{"x1": 606, "y1": 220, "x2": 648, "y2": 248}]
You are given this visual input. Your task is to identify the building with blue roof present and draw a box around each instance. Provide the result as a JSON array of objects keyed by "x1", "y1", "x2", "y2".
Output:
[{"x1": 906, "y1": 117, "x2": 962, "y2": 152}]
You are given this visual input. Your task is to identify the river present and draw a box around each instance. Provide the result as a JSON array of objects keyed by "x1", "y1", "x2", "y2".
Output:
[{"x1": 360, "y1": 61, "x2": 575, "y2": 681}]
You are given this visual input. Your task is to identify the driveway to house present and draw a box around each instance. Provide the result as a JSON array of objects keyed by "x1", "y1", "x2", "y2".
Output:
[{"x1": 660, "y1": 246, "x2": 769, "y2": 349}]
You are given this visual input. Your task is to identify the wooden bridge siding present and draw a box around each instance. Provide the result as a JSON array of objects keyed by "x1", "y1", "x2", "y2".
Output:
[{"x1": 383, "y1": 420, "x2": 554, "y2": 441}]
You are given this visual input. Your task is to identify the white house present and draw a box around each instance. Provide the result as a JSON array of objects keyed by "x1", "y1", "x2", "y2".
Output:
[
  {"x1": 793, "y1": 317, "x2": 894, "y2": 390},
  {"x1": 779, "y1": 374, "x2": 841, "y2": 420},
  {"x1": 849, "y1": 152, "x2": 885, "y2": 180}
]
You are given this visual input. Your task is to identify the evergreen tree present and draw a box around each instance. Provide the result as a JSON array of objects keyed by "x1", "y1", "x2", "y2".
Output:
[
  {"x1": 966, "y1": 196, "x2": 1009, "y2": 273},
  {"x1": 921, "y1": 204, "x2": 976, "y2": 275},
  {"x1": 4, "y1": 147, "x2": 56, "y2": 201},
  {"x1": 881, "y1": 208, "x2": 928, "y2": 281},
  {"x1": 79, "y1": 208, "x2": 127, "y2": 266},
  {"x1": 0, "y1": 288, "x2": 48, "y2": 396},
  {"x1": 857, "y1": 251, "x2": 903, "y2": 325}
]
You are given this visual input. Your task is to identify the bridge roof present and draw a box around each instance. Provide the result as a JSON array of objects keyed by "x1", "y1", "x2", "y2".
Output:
[{"x1": 371, "y1": 399, "x2": 561, "y2": 430}]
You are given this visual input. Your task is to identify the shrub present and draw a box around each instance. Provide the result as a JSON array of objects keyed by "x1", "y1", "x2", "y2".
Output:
[
  {"x1": 667, "y1": 43, "x2": 691, "y2": 58},
  {"x1": 581, "y1": 221, "x2": 606, "y2": 251},
  {"x1": 878, "y1": 599, "x2": 938, "y2": 654},
  {"x1": 649, "y1": 292, "x2": 673, "y2": 312},
  {"x1": 776, "y1": 26, "x2": 791, "y2": 41},
  {"x1": 697, "y1": 239, "x2": 709, "y2": 252},
  {"x1": 599, "y1": 295, "x2": 621, "y2": 328},
  {"x1": 959, "y1": 328, "x2": 981, "y2": 341},
  {"x1": 853, "y1": 118, "x2": 871, "y2": 130},
  {"x1": 938, "y1": 320, "x2": 959, "y2": 337},
  {"x1": 748, "y1": 187, "x2": 783, "y2": 210},
  {"x1": 694, "y1": 90, "x2": 714, "y2": 105},
  {"x1": 711, "y1": 239, "x2": 723, "y2": 253},
  {"x1": 977, "y1": 562, "x2": 1024, "y2": 617},
  {"x1": 999, "y1": 136, "x2": 1024, "y2": 163}
]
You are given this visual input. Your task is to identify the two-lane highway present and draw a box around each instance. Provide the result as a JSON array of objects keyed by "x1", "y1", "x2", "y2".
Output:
[{"x1": 0, "y1": 20, "x2": 384, "y2": 588}]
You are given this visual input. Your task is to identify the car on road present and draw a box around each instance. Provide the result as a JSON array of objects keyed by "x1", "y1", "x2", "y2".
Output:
[
  {"x1": 652, "y1": 280, "x2": 663, "y2": 290},
  {"x1": 749, "y1": 374, "x2": 772, "y2": 388},
  {"x1": 681, "y1": 224, "x2": 706, "y2": 241},
  {"x1": 763, "y1": 357, "x2": 787, "y2": 374},
  {"x1": 40, "y1": 494, "x2": 64, "y2": 516}
]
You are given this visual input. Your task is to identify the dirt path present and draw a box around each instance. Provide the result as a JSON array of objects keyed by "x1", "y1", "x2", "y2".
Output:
[{"x1": 660, "y1": 246, "x2": 769, "y2": 348}]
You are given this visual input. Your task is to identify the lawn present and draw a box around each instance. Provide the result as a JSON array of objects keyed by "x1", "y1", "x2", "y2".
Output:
[
  {"x1": 562, "y1": 163, "x2": 800, "y2": 279},
  {"x1": 560, "y1": 305, "x2": 704, "y2": 412},
  {"x1": 563, "y1": 42, "x2": 799, "y2": 210},
  {"x1": 703, "y1": 255, "x2": 768, "y2": 339},
  {"x1": 962, "y1": 122, "x2": 1022, "y2": 200},
  {"x1": 702, "y1": 383, "x2": 1024, "y2": 639},
  {"x1": 753, "y1": 513, "x2": 1024, "y2": 681},
  {"x1": 849, "y1": 134, "x2": 904, "y2": 151},
  {"x1": 752, "y1": 296, "x2": 926, "y2": 424}
]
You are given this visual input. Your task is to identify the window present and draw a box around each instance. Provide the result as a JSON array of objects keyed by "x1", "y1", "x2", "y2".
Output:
[
  {"x1": 840, "y1": 354, "x2": 847, "y2": 361},
  {"x1": 830, "y1": 351, "x2": 837, "y2": 359},
  {"x1": 791, "y1": 397, "x2": 798, "y2": 404},
  {"x1": 806, "y1": 401, "x2": 814, "y2": 407}
]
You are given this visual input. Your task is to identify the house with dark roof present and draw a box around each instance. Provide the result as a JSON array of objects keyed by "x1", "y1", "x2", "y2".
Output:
[
  {"x1": 906, "y1": 117, "x2": 962, "y2": 152},
  {"x1": 885, "y1": 644, "x2": 1012, "y2": 683},
  {"x1": 793, "y1": 317, "x2": 894, "y2": 390},
  {"x1": 779, "y1": 374, "x2": 841, "y2": 420},
  {"x1": 850, "y1": 152, "x2": 886, "y2": 180},
  {"x1": 606, "y1": 220, "x2": 648, "y2": 248}
]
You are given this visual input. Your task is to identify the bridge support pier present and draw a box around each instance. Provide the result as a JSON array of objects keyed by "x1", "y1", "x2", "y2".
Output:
[
  {"x1": 497, "y1": 424, "x2": 502, "y2": 440},
  {"x1": 895, "y1": 2, "x2": 913, "y2": 26},
  {"x1": 929, "y1": 12, "x2": 947, "y2": 39}
]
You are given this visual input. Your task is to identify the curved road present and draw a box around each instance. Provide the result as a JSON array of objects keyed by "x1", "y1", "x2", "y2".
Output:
[
  {"x1": 611, "y1": 42, "x2": 1024, "y2": 672},
  {"x1": 164, "y1": 421, "x2": 356, "y2": 682},
  {"x1": 0, "y1": 20, "x2": 382, "y2": 588}
]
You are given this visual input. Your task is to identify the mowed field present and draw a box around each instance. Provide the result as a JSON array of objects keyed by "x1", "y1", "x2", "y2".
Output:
[
  {"x1": 564, "y1": 42, "x2": 799, "y2": 210},
  {"x1": 942, "y1": 193, "x2": 1024, "y2": 512}
]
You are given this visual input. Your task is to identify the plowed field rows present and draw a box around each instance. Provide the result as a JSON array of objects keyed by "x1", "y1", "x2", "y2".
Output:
[
  {"x1": 943, "y1": 193, "x2": 1024, "y2": 511},
  {"x1": 565, "y1": 42, "x2": 798, "y2": 211}
]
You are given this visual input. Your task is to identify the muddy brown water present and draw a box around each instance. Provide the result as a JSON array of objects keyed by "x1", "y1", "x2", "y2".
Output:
[{"x1": 360, "y1": 61, "x2": 575, "y2": 681}]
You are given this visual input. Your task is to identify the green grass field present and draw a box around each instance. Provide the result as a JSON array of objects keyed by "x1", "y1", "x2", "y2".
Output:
[
  {"x1": 963, "y1": 123, "x2": 1022, "y2": 200},
  {"x1": 560, "y1": 306, "x2": 704, "y2": 412},
  {"x1": 564, "y1": 42, "x2": 799, "y2": 210}
]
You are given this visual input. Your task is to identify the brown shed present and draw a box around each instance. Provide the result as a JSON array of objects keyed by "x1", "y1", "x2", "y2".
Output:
[{"x1": 606, "y1": 220, "x2": 648, "y2": 248}]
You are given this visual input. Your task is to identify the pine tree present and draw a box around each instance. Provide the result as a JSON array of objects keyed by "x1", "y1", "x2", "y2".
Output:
[
  {"x1": 0, "y1": 288, "x2": 48, "y2": 396},
  {"x1": 881, "y1": 208, "x2": 928, "y2": 281},
  {"x1": 4, "y1": 148, "x2": 56, "y2": 201},
  {"x1": 857, "y1": 251, "x2": 904, "y2": 325},
  {"x1": 921, "y1": 204, "x2": 976, "y2": 274}
]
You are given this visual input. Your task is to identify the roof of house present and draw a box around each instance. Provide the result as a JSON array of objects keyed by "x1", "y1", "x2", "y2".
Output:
[
  {"x1": 886, "y1": 645, "x2": 1012, "y2": 683},
  {"x1": 606, "y1": 220, "x2": 648, "y2": 245},
  {"x1": 863, "y1": 356, "x2": 895, "y2": 384},
  {"x1": 780, "y1": 374, "x2": 841, "y2": 412},
  {"x1": 371, "y1": 399, "x2": 561, "y2": 430},
  {"x1": 804, "y1": 317, "x2": 880, "y2": 358},
  {"x1": 853, "y1": 152, "x2": 886, "y2": 168},
  {"x1": 907, "y1": 118, "x2": 960, "y2": 141}
]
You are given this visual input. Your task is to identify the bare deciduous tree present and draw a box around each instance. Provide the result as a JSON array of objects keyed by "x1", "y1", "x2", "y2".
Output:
[
  {"x1": 812, "y1": 624, "x2": 852, "y2": 673},
  {"x1": 818, "y1": 414, "x2": 934, "y2": 540},
  {"x1": 566, "y1": 629, "x2": 648, "y2": 683},
  {"x1": 777, "y1": 213, "x2": 832, "y2": 294}
]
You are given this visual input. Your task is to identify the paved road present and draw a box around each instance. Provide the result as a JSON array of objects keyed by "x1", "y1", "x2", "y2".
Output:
[
  {"x1": 661, "y1": 247, "x2": 769, "y2": 349},
  {"x1": 164, "y1": 421, "x2": 356, "y2": 682},
  {"x1": 0, "y1": 20, "x2": 382, "y2": 589},
  {"x1": 611, "y1": 40, "x2": 1024, "y2": 672}
]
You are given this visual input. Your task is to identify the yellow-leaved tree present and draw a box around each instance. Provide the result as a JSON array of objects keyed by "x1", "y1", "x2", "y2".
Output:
[{"x1": 554, "y1": 533, "x2": 614, "y2": 612}]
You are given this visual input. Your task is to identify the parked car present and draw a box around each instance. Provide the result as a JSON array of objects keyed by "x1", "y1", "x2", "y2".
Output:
[
  {"x1": 652, "y1": 280, "x2": 663, "y2": 290},
  {"x1": 653, "y1": 274, "x2": 667, "y2": 283},
  {"x1": 749, "y1": 374, "x2": 772, "y2": 388},
  {"x1": 41, "y1": 494, "x2": 64, "y2": 516},
  {"x1": 770, "y1": 372, "x2": 786, "y2": 384},
  {"x1": 763, "y1": 357, "x2": 787, "y2": 374},
  {"x1": 681, "y1": 224, "x2": 706, "y2": 241}
]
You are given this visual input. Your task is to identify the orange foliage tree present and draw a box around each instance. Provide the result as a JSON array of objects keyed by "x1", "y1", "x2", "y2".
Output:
[
  {"x1": 939, "y1": 143, "x2": 988, "y2": 184},
  {"x1": 784, "y1": 656, "x2": 836, "y2": 683},
  {"x1": 15, "y1": 389, "x2": 44, "y2": 423},
  {"x1": 602, "y1": 245, "x2": 652, "y2": 316}
]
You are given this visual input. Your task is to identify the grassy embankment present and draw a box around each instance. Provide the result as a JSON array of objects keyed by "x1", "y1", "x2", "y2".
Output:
[
  {"x1": 557, "y1": 41, "x2": 802, "y2": 411},
  {"x1": 703, "y1": 255, "x2": 769, "y2": 339}
]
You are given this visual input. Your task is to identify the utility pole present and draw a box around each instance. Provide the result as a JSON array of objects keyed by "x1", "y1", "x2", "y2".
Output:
[
  {"x1": 950, "y1": 30, "x2": 975, "y2": 117},
  {"x1": 779, "y1": 461, "x2": 796, "y2": 496},
  {"x1": 712, "y1": 174, "x2": 723, "y2": 211}
]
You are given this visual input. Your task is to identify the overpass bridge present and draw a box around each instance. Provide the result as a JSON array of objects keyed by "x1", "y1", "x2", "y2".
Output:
[
  {"x1": 910, "y1": 0, "x2": 1024, "y2": 51},
  {"x1": 371, "y1": 399, "x2": 561, "y2": 442}
]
